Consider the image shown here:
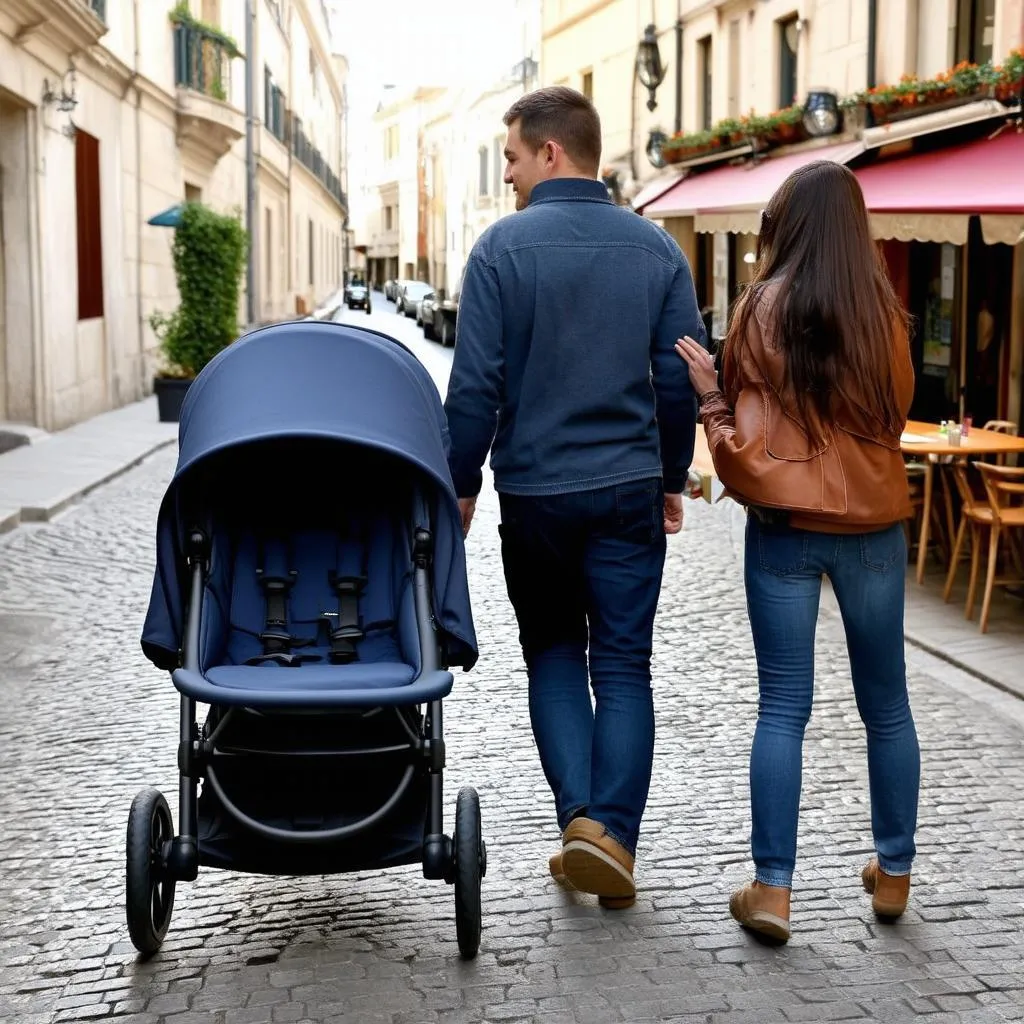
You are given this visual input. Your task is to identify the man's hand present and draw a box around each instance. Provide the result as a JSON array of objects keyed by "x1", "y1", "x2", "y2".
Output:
[
  {"x1": 664, "y1": 492, "x2": 684, "y2": 535},
  {"x1": 458, "y1": 497, "x2": 478, "y2": 537}
]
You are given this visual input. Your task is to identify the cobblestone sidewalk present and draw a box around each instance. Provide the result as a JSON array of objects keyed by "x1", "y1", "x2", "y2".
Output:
[{"x1": 1, "y1": 444, "x2": 1023, "y2": 1024}]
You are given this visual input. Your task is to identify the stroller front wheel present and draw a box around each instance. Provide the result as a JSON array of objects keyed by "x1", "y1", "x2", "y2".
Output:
[
  {"x1": 453, "y1": 786, "x2": 484, "y2": 960},
  {"x1": 126, "y1": 787, "x2": 176, "y2": 956}
]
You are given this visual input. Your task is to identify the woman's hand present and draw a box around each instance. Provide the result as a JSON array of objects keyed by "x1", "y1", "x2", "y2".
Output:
[{"x1": 675, "y1": 335, "x2": 719, "y2": 397}]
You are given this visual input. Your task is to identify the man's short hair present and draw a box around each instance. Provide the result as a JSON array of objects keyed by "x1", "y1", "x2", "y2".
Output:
[{"x1": 502, "y1": 86, "x2": 602, "y2": 173}]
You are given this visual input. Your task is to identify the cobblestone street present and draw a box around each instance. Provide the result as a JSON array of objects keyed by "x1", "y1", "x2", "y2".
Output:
[{"x1": 2, "y1": 304, "x2": 1024, "y2": 1024}]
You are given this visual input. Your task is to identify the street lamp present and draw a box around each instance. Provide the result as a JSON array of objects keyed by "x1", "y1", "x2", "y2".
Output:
[
  {"x1": 803, "y1": 88, "x2": 842, "y2": 137},
  {"x1": 635, "y1": 24, "x2": 666, "y2": 112}
]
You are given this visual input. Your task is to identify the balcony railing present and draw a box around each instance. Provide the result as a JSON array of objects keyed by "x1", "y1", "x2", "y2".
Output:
[
  {"x1": 173, "y1": 22, "x2": 234, "y2": 102},
  {"x1": 290, "y1": 114, "x2": 346, "y2": 208},
  {"x1": 86, "y1": 0, "x2": 106, "y2": 20}
]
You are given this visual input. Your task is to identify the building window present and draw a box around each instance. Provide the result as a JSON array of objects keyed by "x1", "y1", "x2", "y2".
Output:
[
  {"x1": 777, "y1": 15, "x2": 799, "y2": 108},
  {"x1": 308, "y1": 217, "x2": 314, "y2": 286},
  {"x1": 384, "y1": 205, "x2": 393, "y2": 231},
  {"x1": 264, "y1": 65, "x2": 286, "y2": 142},
  {"x1": 75, "y1": 129, "x2": 104, "y2": 321},
  {"x1": 581, "y1": 69, "x2": 593, "y2": 100},
  {"x1": 727, "y1": 18, "x2": 741, "y2": 117},
  {"x1": 493, "y1": 137, "x2": 503, "y2": 195},
  {"x1": 955, "y1": 0, "x2": 995, "y2": 64},
  {"x1": 478, "y1": 146, "x2": 488, "y2": 196},
  {"x1": 698, "y1": 35, "x2": 713, "y2": 131},
  {"x1": 309, "y1": 47, "x2": 320, "y2": 97},
  {"x1": 264, "y1": 207, "x2": 272, "y2": 298}
]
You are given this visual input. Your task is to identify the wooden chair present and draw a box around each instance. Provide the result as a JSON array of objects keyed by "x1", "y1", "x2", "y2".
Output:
[
  {"x1": 943, "y1": 462, "x2": 985, "y2": 602},
  {"x1": 944, "y1": 462, "x2": 1024, "y2": 633},
  {"x1": 906, "y1": 460, "x2": 951, "y2": 565},
  {"x1": 982, "y1": 421, "x2": 1019, "y2": 467},
  {"x1": 982, "y1": 420, "x2": 1019, "y2": 435}
]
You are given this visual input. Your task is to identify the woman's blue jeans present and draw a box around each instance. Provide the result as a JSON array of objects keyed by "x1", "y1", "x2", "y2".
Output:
[{"x1": 744, "y1": 514, "x2": 920, "y2": 889}]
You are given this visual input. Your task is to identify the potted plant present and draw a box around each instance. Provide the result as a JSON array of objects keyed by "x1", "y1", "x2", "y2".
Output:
[
  {"x1": 765, "y1": 105, "x2": 807, "y2": 143},
  {"x1": 150, "y1": 202, "x2": 248, "y2": 422},
  {"x1": 995, "y1": 48, "x2": 1024, "y2": 102},
  {"x1": 715, "y1": 117, "x2": 747, "y2": 147}
]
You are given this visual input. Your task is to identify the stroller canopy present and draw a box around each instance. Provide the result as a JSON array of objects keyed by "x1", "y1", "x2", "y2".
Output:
[{"x1": 141, "y1": 321, "x2": 478, "y2": 672}]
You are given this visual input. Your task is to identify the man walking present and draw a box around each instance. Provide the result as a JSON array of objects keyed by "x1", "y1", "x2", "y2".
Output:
[{"x1": 443, "y1": 86, "x2": 704, "y2": 908}]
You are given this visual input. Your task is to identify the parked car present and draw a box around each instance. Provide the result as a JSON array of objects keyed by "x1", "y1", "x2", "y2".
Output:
[
  {"x1": 396, "y1": 281, "x2": 433, "y2": 317},
  {"x1": 388, "y1": 278, "x2": 412, "y2": 306},
  {"x1": 417, "y1": 291, "x2": 439, "y2": 336},
  {"x1": 431, "y1": 288, "x2": 459, "y2": 347},
  {"x1": 346, "y1": 284, "x2": 369, "y2": 310}
]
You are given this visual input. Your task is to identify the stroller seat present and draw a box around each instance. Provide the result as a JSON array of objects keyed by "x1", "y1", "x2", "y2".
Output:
[
  {"x1": 171, "y1": 511, "x2": 454, "y2": 709},
  {"x1": 204, "y1": 662, "x2": 416, "y2": 691}
]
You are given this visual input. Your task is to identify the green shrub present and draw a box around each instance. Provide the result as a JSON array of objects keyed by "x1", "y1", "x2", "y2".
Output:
[{"x1": 151, "y1": 202, "x2": 248, "y2": 379}]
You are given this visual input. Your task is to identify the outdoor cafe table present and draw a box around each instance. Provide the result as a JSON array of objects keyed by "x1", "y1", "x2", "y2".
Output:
[{"x1": 901, "y1": 420, "x2": 1024, "y2": 585}]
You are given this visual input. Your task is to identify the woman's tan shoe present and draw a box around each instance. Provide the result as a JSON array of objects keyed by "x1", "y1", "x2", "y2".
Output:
[
  {"x1": 729, "y1": 881, "x2": 791, "y2": 943},
  {"x1": 560, "y1": 817, "x2": 636, "y2": 909},
  {"x1": 862, "y1": 858, "x2": 910, "y2": 919}
]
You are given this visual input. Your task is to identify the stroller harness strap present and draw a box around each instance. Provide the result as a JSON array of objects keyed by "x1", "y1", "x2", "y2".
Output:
[
  {"x1": 248, "y1": 537, "x2": 305, "y2": 667},
  {"x1": 328, "y1": 516, "x2": 368, "y2": 664}
]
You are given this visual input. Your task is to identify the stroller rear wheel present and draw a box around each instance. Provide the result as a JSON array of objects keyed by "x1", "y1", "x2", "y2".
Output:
[
  {"x1": 126, "y1": 787, "x2": 176, "y2": 956},
  {"x1": 453, "y1": 786, "x2": 485, "y2": 960}
]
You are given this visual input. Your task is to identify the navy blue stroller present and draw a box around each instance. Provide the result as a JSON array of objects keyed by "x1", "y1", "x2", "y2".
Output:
[{"x1": 133, "y1": 321, "x2": 484, "y2": 958}]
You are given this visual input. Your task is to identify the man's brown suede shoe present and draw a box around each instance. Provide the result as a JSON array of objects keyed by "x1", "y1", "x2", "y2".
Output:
[
  {"x1": 862, "y1": 858, "x2": 910, "y2": 919},
  {"x1": 549, "y1": 850, "x2": 571, "y2": 886},
  {"x1": 560, "y1": 817, "x2": 636, "y2": 909},
  {"x1": 729, "y1": 881, "x2": 791, "y2": 943}
]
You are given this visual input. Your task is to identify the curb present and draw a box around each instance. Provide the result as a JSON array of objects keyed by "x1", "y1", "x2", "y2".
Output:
[
  {"x1": 0, "y1": 436, "x2": 177, "y2": 536},
  {"x1": 902, "y1": 627, "x2": 1024, "y2": 701},
  {"x1": 23, "y1": 437, "x2": 179, "y2": 523}
]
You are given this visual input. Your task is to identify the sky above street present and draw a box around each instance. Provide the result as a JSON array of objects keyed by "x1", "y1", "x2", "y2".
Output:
[
  {"x1": 327, "y1": 0, "x2": 535, "y2": 188},
  {"x1": 328, "y1": 0, "x2": 531, "y2": 110}
]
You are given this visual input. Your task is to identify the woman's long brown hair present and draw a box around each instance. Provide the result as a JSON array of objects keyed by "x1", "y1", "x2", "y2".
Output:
[{"x1": 724, "y1": 160, "x2": 910, "y2": 443}]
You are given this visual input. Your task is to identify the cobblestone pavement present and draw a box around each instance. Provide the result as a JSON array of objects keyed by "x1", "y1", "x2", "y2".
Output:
[{"x1": 1, "y1": 303, "x2": 1023, "y2": 1024}]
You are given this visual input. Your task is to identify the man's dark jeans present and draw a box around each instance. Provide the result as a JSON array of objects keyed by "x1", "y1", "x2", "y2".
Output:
[{"x1": 497, "y1": 478, "x2": 667, "y2": 855}]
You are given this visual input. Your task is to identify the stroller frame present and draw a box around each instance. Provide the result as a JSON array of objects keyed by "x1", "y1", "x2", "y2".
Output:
[{"x1": 126, "y1": 521, "x2": 486, "y2": 960}]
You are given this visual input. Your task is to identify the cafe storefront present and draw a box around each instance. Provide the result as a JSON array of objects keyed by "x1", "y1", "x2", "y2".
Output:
[{"x1": 642, "y1": 122, "x2": 1024, "y2": 433}]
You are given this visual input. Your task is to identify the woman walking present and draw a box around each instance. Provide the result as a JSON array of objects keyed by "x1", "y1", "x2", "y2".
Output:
[{"x1": 676, "y1": 161, "x2": 920, "y2": 943}]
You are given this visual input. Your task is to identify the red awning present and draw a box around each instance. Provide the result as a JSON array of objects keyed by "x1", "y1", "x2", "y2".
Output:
[
  {"x1": 854, "y1": 130, "x2": 1024, "y2": 214},
  {"x1": 631, "y1": 171, "x2": 686, "y2": 213},
  {"x1": 644, "y1": 140, "x2": 864, "y2": 224}
]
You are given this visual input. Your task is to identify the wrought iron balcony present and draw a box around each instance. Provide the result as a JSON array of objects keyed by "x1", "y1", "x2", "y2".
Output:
[
  {"x1": 174, "y1": 22, "x2": 234, "y2": 102},
  {"x1": 172, "y1": 21, "x2": 244, "y2": 166},
  {"x1": 290, "y1": 115, "x2": 347, "y2": 209}
]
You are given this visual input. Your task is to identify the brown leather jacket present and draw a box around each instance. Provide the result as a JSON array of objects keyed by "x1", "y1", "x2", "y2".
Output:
[{"x1": 700, "y1": 287, "x2": 914, "y2": 533}]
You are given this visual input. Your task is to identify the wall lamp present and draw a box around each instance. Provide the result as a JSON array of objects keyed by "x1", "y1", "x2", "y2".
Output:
[
  {"x1": 636, "y1": 24, "x2": 666, "y2": 112},
  {"x1": 42, "y1": 64, "x2": 79, "y2": 113},
  {"x1": 803, "y1": 88, "x2": 841, "y2": 136},
  {"x1": 646, "y1": 129, "x2": 668, "y2": 168}
]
